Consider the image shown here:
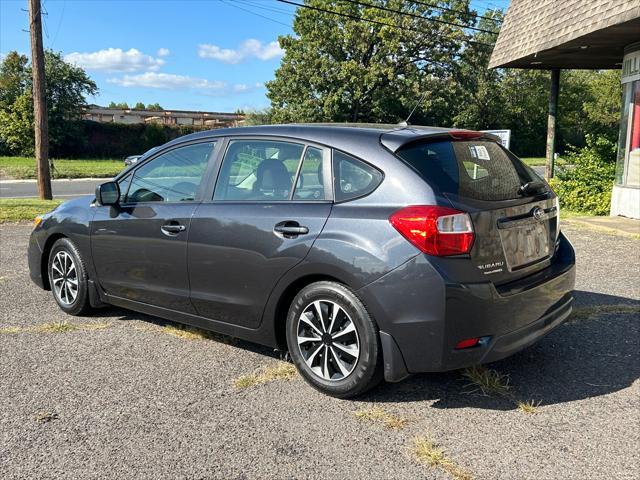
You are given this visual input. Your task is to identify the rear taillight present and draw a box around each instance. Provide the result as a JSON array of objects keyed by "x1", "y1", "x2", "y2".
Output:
[{"x1": 389, "y1": 205, "x2": 475, "y2": 256}]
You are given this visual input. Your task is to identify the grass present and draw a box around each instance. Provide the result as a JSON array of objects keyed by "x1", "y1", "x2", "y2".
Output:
[
  {"x1": 34, "y1": 321, "x2": 79, "y2": 333},
  {"x1": 354, "y1": 406, "x2": 409, "y2": 430},
  {"x1": 161, "y1": 324, "x2": 236, "y2": 344},
  {"x1": 462, "y1": 366, "x2": 511, "y2": 397},
  {"x1": 413, "y1": 436, "x2": 472, "y2": 480},
  {"x1": 462, "y1": 366, "x2": 547, "y2": 416},
  {"x1": 520, "y1": 157, "x2": 547, "y2": 167},
  {"x1": 34, "y1": 411, "x2": 59, "y2": 423},
  {"x1": 568, "y1": 304, "x2": 640, "y2": 324},
  {"x1": 0, "y1": 321, "x2": 112, "y2": 334},
  {"x1": 0, "y1": 198, "x2": 63, "y2": 223},
  {"x1": 517, "y1": 399, "x2": 541, "y2": 414},
  {"x1": 233, "y1": 361, "x2": 298, "y2": 389},
  {"x1": 0, "y1": 156, "x2": 123, "y2": 180}
]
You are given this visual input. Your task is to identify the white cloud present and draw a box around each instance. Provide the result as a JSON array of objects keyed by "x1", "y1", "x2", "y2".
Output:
[
  {"x1": 64, "y1": 48, "x2": 165, "y2": 73},
  {"x1": 107, "y1": 72, "x2": 263, "y2": 96},
  {"x1": 198, "y1": 39, "x2": 283, "y2": 64},
  {"x1": 157, "y1": 48, "x2": 170, "y2": 57}
]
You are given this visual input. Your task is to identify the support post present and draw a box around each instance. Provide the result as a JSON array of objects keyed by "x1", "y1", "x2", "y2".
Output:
[
  {"x1": 28, "y1": 0, "x2": 52, "y2": 200},
  {"x1": 545, "y1": 68, "x2": 560, "y2": 180}
]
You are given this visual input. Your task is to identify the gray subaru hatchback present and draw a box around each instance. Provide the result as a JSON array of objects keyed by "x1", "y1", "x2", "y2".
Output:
[{"x1": 28, "y1": 125, "x2": 575, "y2": 398}]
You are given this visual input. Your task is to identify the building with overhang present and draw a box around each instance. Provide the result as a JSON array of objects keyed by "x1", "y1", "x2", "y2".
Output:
[
  {"x1": 83, "y1": 105, "x2": 245, "y2": 129},
  {"x1": 490, "y1": 0, "x2": 640, "y2": 219}
]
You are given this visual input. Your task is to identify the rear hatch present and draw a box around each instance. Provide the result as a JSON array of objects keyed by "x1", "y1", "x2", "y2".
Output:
[{"x1": 394, "y1": 135, "x2": 558, "y2": 285}]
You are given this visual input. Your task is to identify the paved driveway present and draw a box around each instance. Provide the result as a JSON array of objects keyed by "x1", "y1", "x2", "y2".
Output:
[{"x1": 0, "y1": 223, "x2": 638, "y2": 479}]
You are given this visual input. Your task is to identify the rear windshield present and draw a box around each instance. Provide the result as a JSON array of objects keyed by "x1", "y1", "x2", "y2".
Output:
[{"x1": 396, "y1": 140, "x2": 543, "y2": 201}]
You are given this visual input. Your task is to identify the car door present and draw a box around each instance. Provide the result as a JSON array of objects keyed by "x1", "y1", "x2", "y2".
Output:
[
  {"x1": 91, "y1": 140, "x2": 218, "y2": 313},
  {"x1": 188, "y1": 137, "x2": 332, "y2": 328}
]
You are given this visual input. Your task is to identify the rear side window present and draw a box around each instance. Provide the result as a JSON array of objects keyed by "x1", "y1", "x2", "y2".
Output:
[
  {"x1": 333, "y1": 151, "x2": 383, "y2": 202},
  {"x1": 396, "y1": 140, "x2": 542, "y2": 201},
  {"x1": 214, "y1": 140, "x2": 304, "y2": 201}
]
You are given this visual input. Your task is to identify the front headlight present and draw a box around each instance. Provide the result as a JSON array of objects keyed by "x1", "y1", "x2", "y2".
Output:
[{"x1": 33, "y1": 216, "x2": 43, "y2": 229}]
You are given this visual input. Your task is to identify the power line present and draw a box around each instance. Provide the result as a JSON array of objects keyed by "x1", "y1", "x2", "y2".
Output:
[
  {"x1": 221, "y1": 0, "x2": 292, "y2": 27},
  {"x1": 405, "y1": 0, "x2": 503, "y2": 24},
  {"x1": 50, "y1": 0, "x2": 66, "y2": 47},
  {"x1": 277, "y1": 0, "x2": 495, "y2": 47},
  {"x1": 237, "y1": 0, "x2": 296, "y2": 16},
  {"x1": 339, "y1": 0, "x2": 499, "y2": 35}
]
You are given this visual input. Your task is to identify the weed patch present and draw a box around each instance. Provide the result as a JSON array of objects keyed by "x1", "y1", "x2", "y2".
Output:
[
  {"x1": 34, "y1": 411, "x2": 59, "y2": 423},
  {"x1": 413, "y1": 435, "x2": 472, "y2": 480},
  {"x1": 568, "y1": 304, "x2": 640, "y2": 324},
  {"x1": 354, "y1": 406, "x2": 408, "y2": 430},
  {"x1": 462, "y1": 366, "x2": 511, "y2": 396},
  {"x1": 0, "y1": 321, "x2": 112, "y2": 334},
  {"x1": 517, "y1": 400, "x2": 541, "y2": 414},
  {"x1": 462, "y1": 366, "x2": 543, "y2": 415},
  {"x1": 234, "y1": 361, "x2": 297, "y2": 389},
  {"x1": 161, "y1": 324, "x2": 236, "y2": 344}
]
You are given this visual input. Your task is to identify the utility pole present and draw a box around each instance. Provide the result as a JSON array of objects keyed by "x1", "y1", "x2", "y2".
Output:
[
  {"x1": 545, "y1": 68, "x2": 560, "y2": 180},
  {"x1": 28, "y1": 0, "x2": 52, "y2": 200}
]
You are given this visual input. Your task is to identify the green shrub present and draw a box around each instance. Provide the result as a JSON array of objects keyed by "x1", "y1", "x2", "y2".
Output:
[{"x1": 549, "y1": 135, "x2": 616, "y2": 216}]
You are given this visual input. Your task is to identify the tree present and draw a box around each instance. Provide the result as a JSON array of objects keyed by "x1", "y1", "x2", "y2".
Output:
[
  {"x1": 134, "y1": 101, "x2": 146, "y2": 110},
  {"x1": 0, "y1": 53, "x2": 32, "y2": 154},
  {"x1": 0, "y1": 50, "x2": 97, "y2": 156},
  {"x1": 146, "y1": 102, "x2": 163, "y2": 111},
  {"x1": 451, "y1": 10, "x2": 504, "y2": 130},
  {"x1": 266, "y1": 0, "x2": 473, "y2": 124},
  {"x1": 108, "y1": 101, "x2": 129, "y2": 109},
  {"x1": 244, "y1": 108, "x2": 274, "y2": 125}
]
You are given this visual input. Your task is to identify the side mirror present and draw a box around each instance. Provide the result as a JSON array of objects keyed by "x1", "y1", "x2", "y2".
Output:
[{"x1": 95, "y1": 181, "x2": 120, "y2": 206}]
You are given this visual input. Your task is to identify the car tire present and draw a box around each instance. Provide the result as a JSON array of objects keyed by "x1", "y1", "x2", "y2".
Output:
[
  {"x1": 286, "y1": 281, "x2": 383, "y2": 398},
  {"x1": 48, "y1": 238, "x2": 92, "y2": 316}
]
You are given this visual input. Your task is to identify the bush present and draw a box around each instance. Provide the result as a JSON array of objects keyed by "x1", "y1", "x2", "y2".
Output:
[
  {"x1": 549, "y1": 135, "x2": 616, "y2": 215},
  {"x1": 52, "y1": 121, "x2": 206, "y2": 159}
]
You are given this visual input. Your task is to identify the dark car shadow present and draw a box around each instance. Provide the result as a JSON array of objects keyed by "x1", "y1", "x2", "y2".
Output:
[
  {"x1": 90, "y1": 305, "x2": 282, "y2": 360},
  {"x1": 361, "y1": 290, "x2": 639, "y2": 409},
  {"x1": 90, "y1": 290, "x2": 638, "y2": 409}
]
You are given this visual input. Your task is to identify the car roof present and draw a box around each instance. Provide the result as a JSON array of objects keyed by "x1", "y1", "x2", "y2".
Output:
[{"x1": 166, "y1": 123, "x2": 491, "y2": 153}]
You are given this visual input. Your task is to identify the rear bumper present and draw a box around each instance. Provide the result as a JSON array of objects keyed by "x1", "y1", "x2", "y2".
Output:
[{"x1": 359, "y1": 233, "x2": 576, "y2": 378}]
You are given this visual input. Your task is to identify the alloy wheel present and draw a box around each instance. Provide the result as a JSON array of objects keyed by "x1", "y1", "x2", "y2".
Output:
[
  {"x1": 296, "y1": 300, "x2": 360, "y2": 381},
  {"x1": 51, "y1": 251, "x2": 78, "y2": 306}
]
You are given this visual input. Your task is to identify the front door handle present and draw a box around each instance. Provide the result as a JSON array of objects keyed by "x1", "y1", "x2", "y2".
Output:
[
  {"x1": 161, "y1": 223, "x2": 186, "y2": 236},
  {"x1": 274, "y1": 221, "x2": 309, "y2": 237}
]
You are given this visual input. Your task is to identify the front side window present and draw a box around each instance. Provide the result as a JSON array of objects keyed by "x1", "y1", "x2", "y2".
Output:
[
  {"x1": 214, "y1": 140, "x2": 304, "y2": 201},
  {"x1": 126, "y1": 142, "x2": 215, "y2": 203},
  {"x1": 117, "y1": 174, "x2": 131, "y2": 203},
  {"x1": 333, "y1": 150, "x2": 383, "y2": 202}
]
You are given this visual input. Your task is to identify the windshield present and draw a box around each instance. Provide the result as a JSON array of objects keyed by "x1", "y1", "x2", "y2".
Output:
[{"x1": 396, "y1": 140, "x2": 545, "y2": 201}]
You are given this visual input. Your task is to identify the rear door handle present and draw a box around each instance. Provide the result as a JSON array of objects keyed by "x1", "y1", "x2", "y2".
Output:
[
  {"x1": 274, "y1": 221, "x2": 309, "y2": 237},
  {"x1": 161, "y1": 223, "x2": 186, "y2": 235}
]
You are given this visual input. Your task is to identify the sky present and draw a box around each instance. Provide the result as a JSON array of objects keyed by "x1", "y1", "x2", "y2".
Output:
[{"x1": 0, "y1": 0, "x2": 510, "y2": 113}]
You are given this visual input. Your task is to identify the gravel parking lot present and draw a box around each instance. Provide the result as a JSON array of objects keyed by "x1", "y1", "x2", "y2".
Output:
[{"x1": 1, "y1": 222, "x2": 638, "y2": 480}]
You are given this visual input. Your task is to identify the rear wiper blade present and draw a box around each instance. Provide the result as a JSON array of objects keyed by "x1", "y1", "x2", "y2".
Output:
[{"x1": 518, "y1": 181, "x2": 547, "y2": 196}]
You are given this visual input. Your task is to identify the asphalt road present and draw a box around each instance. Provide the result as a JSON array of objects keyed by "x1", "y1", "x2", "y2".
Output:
[
  {"x1": 1, "y1": 223, "x2": 638, "y2": 479},
  {"x1": 0, "y1": 179, "x2": 105, "y2": 199}
]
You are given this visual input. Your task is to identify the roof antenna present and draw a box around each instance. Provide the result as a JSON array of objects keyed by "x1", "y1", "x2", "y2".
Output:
[{"x1": 398, "y1": 91, "x2": 428, "y2": 127}]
